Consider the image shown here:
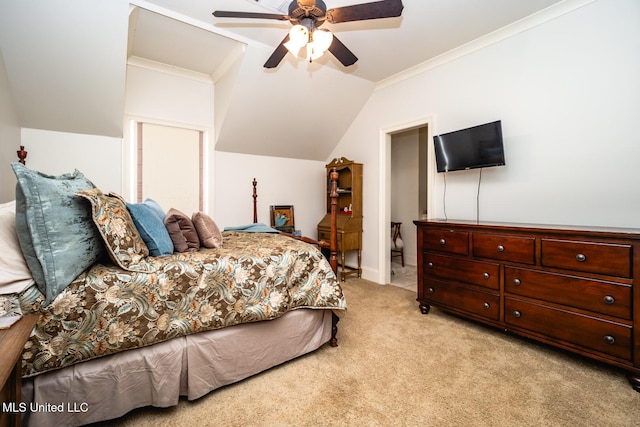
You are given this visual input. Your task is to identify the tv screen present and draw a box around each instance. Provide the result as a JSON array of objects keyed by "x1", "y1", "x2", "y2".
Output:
[{"x1": 433, "y1": 120, "x2": 505, "y2": 173}]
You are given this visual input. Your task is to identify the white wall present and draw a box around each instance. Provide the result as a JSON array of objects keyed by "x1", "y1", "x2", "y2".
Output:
[
  {"x1": 123, "y1": 63, "x2": 215, "y2": 211},
  {"x1": 125, "y1": 64, "x2": 215, "y2": 130},
  {"x1": 214, "y1": 151, "x2": 327, "y2": 235},
  {"x1": 0, "y1": 49, "x2": 20, "y2": 202},
  {"x1": 330, "y1": 0, "x2": 640, "y2": 283},
  {"x1": 18, "y1": 128, "x2": 122, "y2": 194},
  {"x1": 125, "y1": 64, "x2": 328, "y2": 234},
  {"x1": 391, "y1": 129, "x2": 419, "y2": 266}
]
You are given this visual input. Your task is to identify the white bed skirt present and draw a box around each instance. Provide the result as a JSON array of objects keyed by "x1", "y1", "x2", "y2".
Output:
[{"x1": 21, "y1": 309, "x2": 333, "y2": 427}]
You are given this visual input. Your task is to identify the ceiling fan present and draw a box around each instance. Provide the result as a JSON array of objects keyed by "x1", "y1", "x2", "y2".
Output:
[{"x1": 212, "y1": 0, "x2": 404, "y2": 68}]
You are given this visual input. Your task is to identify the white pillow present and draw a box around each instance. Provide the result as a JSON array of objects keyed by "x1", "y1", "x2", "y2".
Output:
[{"x1": 0, "y1": 201, "x2": 35, "y2": 294}]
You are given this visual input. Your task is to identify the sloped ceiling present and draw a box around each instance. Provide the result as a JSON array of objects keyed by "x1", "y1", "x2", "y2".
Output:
[
  {"x1": 0, "y1": 0, "x2": 129, "y2": 138},
  {"x1": 211, "y1": 41, "x2": 374, "y2": 160},
  {"x1": 127, "y1": 7, "x2": 241, "y2": 76},
  {"x1": 0, "y1": 0, "x2": 568, "y2": 160}
]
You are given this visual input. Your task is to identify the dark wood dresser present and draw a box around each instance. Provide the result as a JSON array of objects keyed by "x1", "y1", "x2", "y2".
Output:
[{"x1": 415, "y1": 219, "x2": 640, "y2": 390}]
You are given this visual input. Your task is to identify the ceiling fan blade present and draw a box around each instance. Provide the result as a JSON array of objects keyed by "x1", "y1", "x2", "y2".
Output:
[
  {"x1": 327, "y1": 35, "x2": 358, "y2": 67},
  {"x1": 213, "y1": 11, "x2": 288, "y2": 20},
  {"x1": 264, "y1": 35, "x2": 291, "y2": 69},
  {"x1": 327, "y1": 0, "x2": 404, "y2": 24}
]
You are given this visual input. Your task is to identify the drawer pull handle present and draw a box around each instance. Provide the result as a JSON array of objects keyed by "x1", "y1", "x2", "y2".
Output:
[
  {"x1": 513, "y1": 310, "x2": 522, "y2": 318},
  {"x1": 513, "y1": 278, "x2": 521, "y2": 286},
  {"x1": 428, "y1": 287, "x2": 434, "y2": 293},
  {"x1": 497, "y1": 245, "x2": 505, "y2": 252},
  {"x1": 604, "y1": 295, "x2": 615, "y2": 305},
  {"x1": 483, "y1": 273, "x2": 490, "y2": 279},
  {"x1": 576, "y1": 253, "x2": 586, "y2": 262},
  {"x1": 427, "y1": 262, "x2": 434, "y2": 268},
  {"x1": 604, "y1": 335, "x2": 616, "y2": 345},
  {"x1": 439, "y1": 239, "x2": 446, "y2": 245},
  {"x1": 483, "y1": 302, "x2": 490, "y2": 309}
]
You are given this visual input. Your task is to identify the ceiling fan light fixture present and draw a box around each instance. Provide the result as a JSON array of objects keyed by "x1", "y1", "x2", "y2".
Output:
[
  {"x1": 306, "y1": 43, "x2": 323, "y2": 61},
  {"x1": 284, "y1": 24, "x2": 309, "y2": 56},
  {"x1": 312, "y1": 28, "x2": 333, "y2": 52},
  {"x1": 284, "y1": 40, "x2": 302, "y2": 57},
  {"x1": 306, "y1": 29, "x2": 333, "y2": 61}
]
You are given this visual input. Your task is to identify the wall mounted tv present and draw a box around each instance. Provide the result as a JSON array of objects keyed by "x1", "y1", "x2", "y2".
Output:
[{"x1": 433, "y1": 120, "x2": 505, "y2": 173}]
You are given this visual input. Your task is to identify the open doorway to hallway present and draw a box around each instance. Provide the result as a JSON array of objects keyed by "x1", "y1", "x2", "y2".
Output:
[{"x1": 389, "y1": 125, "x2": 428, "y2": 291}]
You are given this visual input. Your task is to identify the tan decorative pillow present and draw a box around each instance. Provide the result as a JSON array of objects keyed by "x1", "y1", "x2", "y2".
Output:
[
  {"x1": 77, "y1": 189, "x2": 156, "y2": 272},
  {"x1": 164, "y1": 208, "x2": 200, "y2": 252},
  {"x1": 192, "y1": 212, "x2": 223, "y2": 248}
]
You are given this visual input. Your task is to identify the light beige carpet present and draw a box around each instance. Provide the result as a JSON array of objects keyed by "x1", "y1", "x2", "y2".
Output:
[{"x1": 100, "y1": 279, "x2": 640, "y2": 427}]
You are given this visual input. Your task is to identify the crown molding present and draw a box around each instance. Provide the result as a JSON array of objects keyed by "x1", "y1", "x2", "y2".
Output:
[
  {"x1": 375, "y1": 0, "x2": 597, "y2": 91},
  {"x1": 127, "y1": 56, "x2": 214, "y2": 84}
]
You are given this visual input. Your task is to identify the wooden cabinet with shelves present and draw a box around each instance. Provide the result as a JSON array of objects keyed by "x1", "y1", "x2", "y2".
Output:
[
  {"x1": 415, "y1": 219, "x2": 640, "y2": 391},
  {"x1": 318, "y1": 157, "x2": 362, "y2": 281}
]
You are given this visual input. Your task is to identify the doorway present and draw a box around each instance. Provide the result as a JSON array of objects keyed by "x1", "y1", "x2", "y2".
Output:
[
  {"x1": 378, "y1": 117, "x2": 436, "y2": 286},
  {"x1": 389, "y1": 126, "x2": 428, "y2": 290}
]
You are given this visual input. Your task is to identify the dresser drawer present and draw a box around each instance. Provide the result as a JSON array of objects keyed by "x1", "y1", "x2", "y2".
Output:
[
  {"x1": 424, "y1": 253, "x2": 499, "y2": 290},
  {"x1": 318, "y1": 229, "x2": 331, "y2": 242},
  {"x1": 505, "y1": 266, "x2": 631, "y2": 319},
  {"x1": 423, "y1": 229, "x2": 468, "y2": 255},
  {"x1": 423, "y1": 279, "x2": 499, "y2": 321},
  {"x1": 541, "y1": 239, "x2": 632, "y2": 278},
  {"x1": 472, "y1": 233, "x2": 535, "y2": 264},
  {"x1": 505, "y1": 297, "x2": 632, "y2": 361},
  {"x1": 318, "y1": 229, "x2": 340, "y2": 250}
]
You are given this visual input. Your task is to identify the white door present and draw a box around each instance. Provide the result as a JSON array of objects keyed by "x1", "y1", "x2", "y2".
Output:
[{"x1": 138, "y1": 122, "x2": 203, "y2": 215}]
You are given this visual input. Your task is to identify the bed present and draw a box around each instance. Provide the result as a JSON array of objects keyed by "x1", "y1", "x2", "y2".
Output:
[{"x1": 0, "y1": 157, "x2": 345, "y2": 427}]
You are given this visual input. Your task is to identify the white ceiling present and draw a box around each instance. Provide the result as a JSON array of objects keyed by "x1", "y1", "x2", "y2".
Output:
[
  {"x1": 128, "y1": 7, "x2": 241, "y2": 76},
  {"x1": 0, "y1": 0, "x2": 130, "y2": 138},
  {"x1": 135, "y1": 0, "x2": 566, "y2": 83},
  {"x1": 0, "y1": 0, "x2": 570, "y2": 161}
]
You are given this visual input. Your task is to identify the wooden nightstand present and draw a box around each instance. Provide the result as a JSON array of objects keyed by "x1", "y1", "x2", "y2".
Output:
[{"x1": 0, "y1": 314, "x2": 38, "y2": 427}]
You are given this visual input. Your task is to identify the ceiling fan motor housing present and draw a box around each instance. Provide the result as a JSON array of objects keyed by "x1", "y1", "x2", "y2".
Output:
[{"x1": 288, "y1": 0, "x2": 327, "y2": 22}]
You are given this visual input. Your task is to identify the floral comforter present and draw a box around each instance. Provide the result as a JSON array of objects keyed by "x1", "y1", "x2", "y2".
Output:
[{"x1": 1, "y1": 232, "x2": 346, "y2": 378}]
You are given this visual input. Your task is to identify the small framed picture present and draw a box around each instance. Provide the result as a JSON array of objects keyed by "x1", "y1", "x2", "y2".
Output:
[{"x1": 270, "y1": 205, "x2": 295, "y2": 233}]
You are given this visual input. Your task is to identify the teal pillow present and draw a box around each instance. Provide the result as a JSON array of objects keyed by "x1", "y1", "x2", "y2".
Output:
[
  {"x1": 126, "y1": 199, "x2": 174, "y2": 256},
  {"x1": 144, "y1": 198, "x2": 167, "y2": 222},
  {"x1": 11, "y1": 163, "x2": 104, "y2": 304}
]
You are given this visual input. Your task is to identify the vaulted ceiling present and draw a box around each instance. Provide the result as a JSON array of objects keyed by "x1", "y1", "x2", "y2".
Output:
[{"x1": 0, "y1": 0, "x2": 566, "y2": 161}]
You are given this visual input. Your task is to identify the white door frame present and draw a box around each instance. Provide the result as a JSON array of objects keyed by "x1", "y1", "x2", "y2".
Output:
[
  {"x1": 122, "y1": 115, "x2": 214, "y2": 213},
  {"x1": 378, "y1": 116, "x2": 437, "y2": 284}
]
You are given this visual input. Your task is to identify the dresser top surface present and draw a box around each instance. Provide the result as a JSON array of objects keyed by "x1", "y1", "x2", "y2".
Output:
[{"x1": 414, "y1": 219, "x2": 640, "y2": 238}]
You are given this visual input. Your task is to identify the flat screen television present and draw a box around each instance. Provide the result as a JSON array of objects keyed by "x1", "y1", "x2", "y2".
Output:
[{"x1": 433, "y1": 120, "x2": 505, "y2": 173}]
